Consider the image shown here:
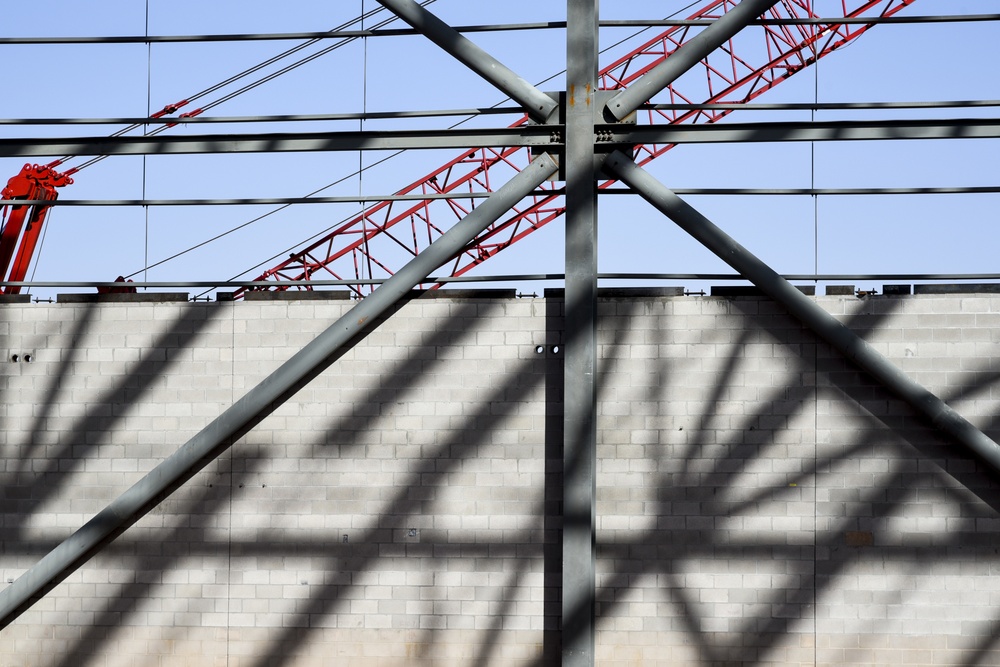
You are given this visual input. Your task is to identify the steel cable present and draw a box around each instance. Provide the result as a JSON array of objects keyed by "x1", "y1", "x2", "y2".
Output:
[{"x1": 66, "y1": 1, "x2": 437, "y2": 174}]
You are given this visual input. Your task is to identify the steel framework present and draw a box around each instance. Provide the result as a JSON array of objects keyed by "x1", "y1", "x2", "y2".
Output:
[
  {"x1": 5, "y1": 3, "x2": 1000, "y2": 667},
  {"x1": 236, "y1": 0, "x2": 918, "y2": 298}
]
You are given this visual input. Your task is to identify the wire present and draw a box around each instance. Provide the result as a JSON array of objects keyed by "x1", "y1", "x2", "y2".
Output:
[
  {"x1": 360, "y1": 0, "x2": 373, "y2": 284},
  {"x1": 3, "y1": 13, "x2": 999, "y2": 44},
  {"x1": 24, "y1": 210, "x2": 50, "y2": 296},
  {"x1": 0, "y1": 107, "x2": 524, "y2": 126},
  {"x1": 0, "y1": 21, "x2": 568, "y2": 46},
  {"x1": 65, "y1": 1, "x2": 438, "y2": 174},
  {"x1": 126, "y1": 150, "x2": 408, "y2": 280},
  {"x1": 144, "y1": 0, "x2": 151, "y2": 287},
  {"x1": 192, "y1": 0, "x2": 706, "y2": 294}
]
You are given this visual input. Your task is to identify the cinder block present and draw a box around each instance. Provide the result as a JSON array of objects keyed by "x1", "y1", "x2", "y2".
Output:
[{"x1": 4, "y1": 292, "x2": 1000, "y2": 664}]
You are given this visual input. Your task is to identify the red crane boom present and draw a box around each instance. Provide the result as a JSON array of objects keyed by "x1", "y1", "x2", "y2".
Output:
[
  {"x1": 0, "y1": 162, "x2": 74, "y2": 295},
  {"x1": 236, "y1": 0, "x2": 918, "y2": 298},
  {"x1": 0, "y1": 1, "x2": 918, "y2": 295}
]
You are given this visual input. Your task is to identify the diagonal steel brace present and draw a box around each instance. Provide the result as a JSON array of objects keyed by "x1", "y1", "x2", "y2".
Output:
[
  {"x1": 0, "y1": 154, "x2": 559, "y2": 630},
  {"x1": 603, "y1": 149, "x2": 1000, "y2": 474},
  {"x1": 376, "y1": 0, "x2": 558, "y2": 123}
]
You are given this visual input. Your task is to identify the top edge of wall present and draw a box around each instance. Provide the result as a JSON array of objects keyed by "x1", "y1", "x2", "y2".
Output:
[
  {"x1": 55, "y1": 293, "x2": 190, "y2": 303},
  {"x1": 3, "y1": 284, "x2": 1000, "y2": 306}
]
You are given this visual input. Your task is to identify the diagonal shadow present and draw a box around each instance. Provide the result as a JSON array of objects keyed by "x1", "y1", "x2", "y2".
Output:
[
  {"x1": 581, "y1": 465, "x2": 964, "y2": 666},
  {"x1": 550, "y1": 292, "x2": 1000, "y2": 665},
  {"x1": 10, "y1": 291, "x2": 1000, "y2": 665},
  {"x1": 471, "y1": 564, "x2": 532, "y2": 667},
  {"x1": 707, "y1": 296, "x2": 1000, "y2": 660},
  {"x1": 548, "y1": 296, "x2": 884, "y2": 660},
  {"x1": 245, "y1": 289, "x2": 625, "y2": 667},
  {"x1": 11, "y1": 300, "x2": 99, "y2": 463},
  {"x1": 245, "y1": 340, "x2": 547, "y2": 667},
  {"x1": 593, "y1": 297, "x2": 834, "y2": 663},
  {"x1": 52, "y1": 453, "x2": 262, "y2": 667},
  {"x1": 38, "y1": 295, "x2": 500, "y2": 662},
  {"x1": 962, "y1": 615, "x2": 1000, "y2": 666},
  {"x1": 3, "y1": 301, "x2": 225, "y2": 541}
]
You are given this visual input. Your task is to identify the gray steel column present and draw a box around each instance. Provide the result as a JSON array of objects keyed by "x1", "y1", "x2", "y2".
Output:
[
  {"x1": 0, "y1": 153, "x2": 559, "y2": 630},
  {"x1": 375, "y1": 0, "x2": 557, "y2": 123},
  {"x1": 563, "y1": 1, "x2": 599, "y2": 665},
  {"x1": 603, "y1": 150, "x2": 1000, "y2": 472},
  {"x1": 605, "y1": 0, "x2": 780, "y2": 121}
]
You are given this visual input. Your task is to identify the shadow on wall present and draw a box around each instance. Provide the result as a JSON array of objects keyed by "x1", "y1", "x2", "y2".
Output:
[
  {"x1": 581, "y1": 295, "x2": 1000, "y2": 666},
  {"x1": 2, "y1": 293, "x2": 1000, "y2": 666}
]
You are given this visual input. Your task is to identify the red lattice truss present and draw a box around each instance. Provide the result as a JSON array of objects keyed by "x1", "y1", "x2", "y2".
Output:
[
  {"x1": 240, "y1": 0, "x2": 918, "y2": 297},
  {"x1": 0, "y1": 1, "x2": 919, "y2": 296}
]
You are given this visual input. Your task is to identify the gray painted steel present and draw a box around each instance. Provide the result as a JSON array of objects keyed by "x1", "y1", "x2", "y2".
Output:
[
  {"x1": 1, "y1": 12, "x2": 998, "y2": 44},
  {"x1": 5, "y1": 99, "x2": 1000, "y2": 127},
  {"x1": 10, "y1": 185, "x2": 1000, "y2": 210},
  {"x1": 0, "y1": 153, "x2": 559, "y2": 631},
  {"x1": 375, "y1": 0, "x2": 558, "y2": 123},
  {"x1": 5, "y1": 118, "x2": 1000, "y2": 158},
  {"x1": 0, "y1": 107, "x2": 522, "y2": 126},
  {"x1": 605, "y1": 0, "x2": 780, "y2": 121},
  {"x1": 0, "y1": 126, "x2": 559, "y2": 158},
  {"x1": 651, "y1": 99, "x2": 1000, "y2": 112},
  {"x1": 603, "y1": 150, "x2": 1000, "y2": 473},
  {"x1": 562, "y1": 1, "x2": 600, "y2": 664},
  {"x1": 609, "y1": 118, "x2": 1000, "y2": 145},
  {"x1": 12, "y1": 272, "x2": 1000, "y2": 292}
]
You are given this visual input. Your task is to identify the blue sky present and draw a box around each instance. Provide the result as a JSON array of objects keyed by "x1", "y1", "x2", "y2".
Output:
[{"x1": 2, "y1": 1, "x2": 996, "y2": 299}]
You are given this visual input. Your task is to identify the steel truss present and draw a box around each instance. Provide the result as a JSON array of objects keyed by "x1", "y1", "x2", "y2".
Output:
[
  {"x1": 6, "y1": 5, "x2": 1000, "y2": 667},
  {"x1": 236, "y1": 0, "x2": 918, "y2": 298}
]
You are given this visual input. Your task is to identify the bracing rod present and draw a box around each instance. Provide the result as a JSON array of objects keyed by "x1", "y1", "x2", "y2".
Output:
[
  {"x1": 0, "y1": 153, "x2": 559, "y2": 630},
  {"x1": 603, "y1": 150, "x2": 1000, "y2": 474},
  {"x1": 375, "y1": 0, "x2": 558, "y2": 123}
]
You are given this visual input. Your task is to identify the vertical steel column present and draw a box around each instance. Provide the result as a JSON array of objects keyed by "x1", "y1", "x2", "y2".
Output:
[{"x1": 563, "y1": 1, "x2": 599, "y2": 665}]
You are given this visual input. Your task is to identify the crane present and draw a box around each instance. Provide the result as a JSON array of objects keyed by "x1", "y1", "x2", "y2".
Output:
[
  {"x1": 0, "y1": 1, "x2": 918, "y2": 297},
  {"x1": 0, "y1": 95, "x2": 197, "y2": 295},
  {"x1": 0, "y1": 162, "x2": 73, "y2": 295},
  {"x1": 235, "y1": 0, "x2": 919, "y2": 298}
]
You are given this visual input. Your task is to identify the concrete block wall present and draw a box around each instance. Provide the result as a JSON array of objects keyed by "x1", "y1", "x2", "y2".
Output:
[{"x1": 1, "y1": 291, "x2": 999, "y2": 665}]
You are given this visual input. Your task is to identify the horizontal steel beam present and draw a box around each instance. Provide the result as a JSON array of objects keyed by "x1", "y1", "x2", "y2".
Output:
[
  {"x1": 610, "y1": 117, "x2": 1000, "y2": 145},
  {"x1": 3, "y1": 191, "x2": 516, "y2": 207},
  {"x1": 6, "y1": 273, "x2": 1000, "y2": 291},
  {"x1": 8, "y1": 185, "x2": 1000, "y2": 208},
  {"x1": 602, "y1": 13, "x2": 1000, "y2": 27},
  {"x1": 2, "y1": 14, "x2": 997, "y2": 44},
  {"x1": 6, "y1": 101, "x2": 999, "y2": 127},
  {"x1": 606, "y1": 185, "x2": 1000, "y2": 196},
  {"x1": 0, "y1": 107, "x2": 522, "y2": 126},
  {"x1": 3, "y1": 118, "x2": 998, "y2": 158},
  {"x1": 0, "y1": 23, "x2": 569, "y2": 45},
  {"x1": 649, "y1": 100, "x2": 1000, "y2": 112},
  {"x1": 0, "y1": 127, "x2": 559, "y2": 158}
]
